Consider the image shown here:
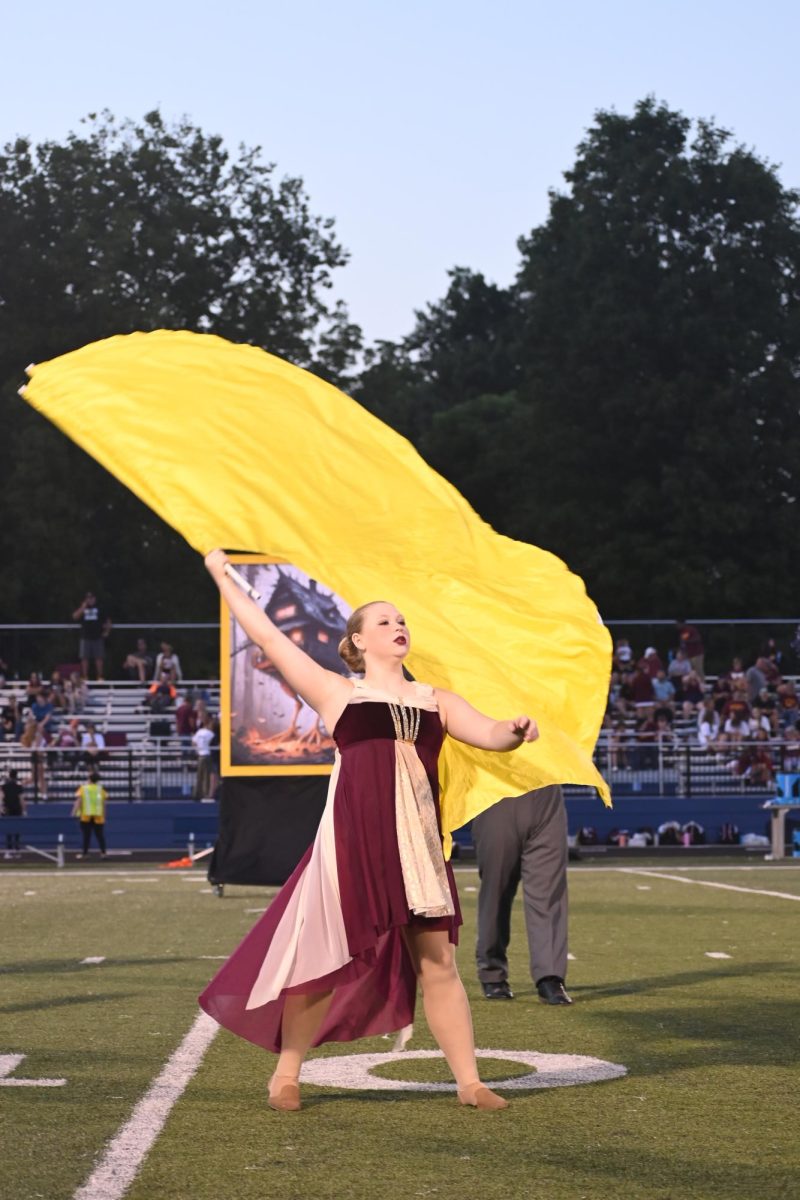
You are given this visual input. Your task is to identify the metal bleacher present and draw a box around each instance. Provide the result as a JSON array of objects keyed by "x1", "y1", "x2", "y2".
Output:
[{"x1": 0, "y1": 679, "x2": 220, "y2": 803}]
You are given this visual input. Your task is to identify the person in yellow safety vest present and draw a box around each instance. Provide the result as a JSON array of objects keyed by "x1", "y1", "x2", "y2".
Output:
[{"x1": 71, "y1": 770, "x2": 108, "y2": 859}]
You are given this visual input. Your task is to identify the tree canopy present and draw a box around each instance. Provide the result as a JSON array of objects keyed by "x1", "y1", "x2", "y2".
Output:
[
  {"x1": 358, "y1": 98, "x2": 800, "y2": 616},
  {"x1": 0, "y1": 111, "x2": 361, "y2": 623},
  {"x1": 2, "y1": 98, "x2": 799, "y2": 634}
]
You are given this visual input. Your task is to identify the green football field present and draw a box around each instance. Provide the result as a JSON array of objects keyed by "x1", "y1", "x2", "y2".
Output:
[{"x1": 2, "y1": 860, "x2": 799, "y2": 1200}]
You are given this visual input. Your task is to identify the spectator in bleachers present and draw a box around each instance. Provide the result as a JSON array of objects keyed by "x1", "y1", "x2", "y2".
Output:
[
  {"x1": 757, "y1": 653, "x2": 782, "y2": 688},
  {"x1": 776, "y1": 680, "x2": 799, "y2": 729},
  {"x1": 20, "y1": 716, "x2": 48, "y2": 798},
  {"x1": 697, "y1": 700, "x2": 721, "y2": 750},
  {"x1": 735, "y1": 729, "x2": 775, "y2": 786},
  {"x1": 680, "y1": 672, "x2": 705, "y2": 718},
  {"x1": 153, "y1": 642, "x2": 183, "y2": 684},
  {"x1": 745, "y1": 658, "x2": 767, "y2": 703},
  {"x1": 630, "y1": 662, "x2": 655, "y2": 716},
  {"x1": 175, "y1": 692, "x2": 197, "y2": 752},
  {"x1": 30, "y1": 690, "x2": 55, "y2": 738},
  {"x1": 146, "y1": 672, "x2": 177, "y2": 713},
  {"x1": 749, "y1": 705, "x2": 772, "y2": 735},
  {"x1": 607, "y1": 670, "x2": 622, "y2": 709},
  {"x1": 722, "y1": 710, "x2": 751, "y2": 747},
  {"x1": 781, "y1": 728, "x2": 800, "y2": 773},
  {"x1": 613, "y1": 637, "x2": 634, "y2": 671},
  {"x1": 25, "y1": 671, "x2": 43, "y2": 706},
  {"x1": 0, "y1": 655, "x2": 9, "y2": 685},
  {"x1": 81, "y1": 721, "x2": 107, "y2": 766},
  {"x1": 123, "y1": 637, "x2": 154, "y2": 683},
  {"x1": 675, "y1": 619, "x2": 705, "y2": 681},
  {"x1": 721, "y1": 688, "x2": 751, "y2": 721},
  {"x1": 192, "y1": 716, "x2": 215, "y2": 800},
  {"x1": 720, "y1": 657, "x2": 747, "y2": 695},
  {"x1": 632, "y1": 714, "x2": 658, "y2": 769},
  {"x1": 53, "y1": 719, "x2": 81, "y2": 767},
  {"x1": 47, "y1": 670, "x2": 67, "y2": 711},
  {"x1": 1, "y1": 695, "x2": 22, "y2": 741},
  {"x1": 667, "y1": 648, "x2": 691, "y2": 696},
  {"x1": 654, "y1": 713, "x2": 678, "y2": 760},
  {"x1": 64, "y1": 671, "x2": 88, "y2": 715},
  {"x1": 652, "y1": 669, "x2": 675, "y2": 712},
  {"x1": 753, "y1": 686, "x2": 779, "y2": 726},
  {"x1": 72, "y1": 590, "x2": 113, "y2": 681},
  {"x1": 2, "y1": 768, "x2": 25, "y2": 857},
  {"x1": 640, "y1": 646, "x2": 663, "y2": 677}
]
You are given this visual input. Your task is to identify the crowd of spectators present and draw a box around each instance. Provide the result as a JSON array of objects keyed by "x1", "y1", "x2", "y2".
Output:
[
  {"x1": 605, "y1": 621, "x2": 800, "y2": 784},
  {"x1": 0, "y1": 625, "x2": 219, "y2": 802}
]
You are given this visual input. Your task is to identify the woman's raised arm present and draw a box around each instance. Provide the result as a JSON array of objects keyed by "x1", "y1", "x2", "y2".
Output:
[
  {"x1": 205, "y1": 550, "x2": 352, "y2": 720},
  {"x1": 435, "y1": 688, "x2": 539, "y2": 752}
]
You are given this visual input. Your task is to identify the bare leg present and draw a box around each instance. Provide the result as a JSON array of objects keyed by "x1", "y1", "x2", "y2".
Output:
[
  {"x1": 272, "y1": 990, "x2": 334, "y2": 1089},
  {"x1": 401, "y1": 926, "x2": 480, "y2": 1088}
]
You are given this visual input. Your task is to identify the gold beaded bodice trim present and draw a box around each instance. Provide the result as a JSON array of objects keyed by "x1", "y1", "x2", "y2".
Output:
[{"x1": 387, "y1": 702, "x2": 422, "y2": 743}]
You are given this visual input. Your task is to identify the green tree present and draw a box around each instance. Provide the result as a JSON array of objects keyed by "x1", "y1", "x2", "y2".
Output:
[
  {"x1": 0, "y1": 111, "x2": 361, "y2": 633},
  {"x1": 354, "y1": 267, "x2": 520, "y2": 443},
  {"x1": 362, "y1": 100, "x2": 800, "y2": 617},
  {"x1": 510, "y1": 98, "x2": 800, "y2": 614}
]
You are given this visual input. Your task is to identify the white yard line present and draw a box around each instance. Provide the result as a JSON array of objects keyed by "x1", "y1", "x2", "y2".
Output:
[
  {"x1": 619, "y1": 868, "x2": 800, "y2": 902},
  {"x1": 72, "y1": 1012, "x2": 218, "y2": 1200}
]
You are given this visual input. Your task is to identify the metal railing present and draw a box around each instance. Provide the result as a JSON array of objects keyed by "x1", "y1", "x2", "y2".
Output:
[
  {"x1": 1, "y1": 738, "x2": 795, "y2": 803},
  {"x1": 0, "y1": 743, "x2": 212, "y2": 803}
]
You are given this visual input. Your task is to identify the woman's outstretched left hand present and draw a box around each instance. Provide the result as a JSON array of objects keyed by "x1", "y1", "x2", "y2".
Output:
[{"x1": 508, "y1": 716, "x2": 539, "y2": 743}]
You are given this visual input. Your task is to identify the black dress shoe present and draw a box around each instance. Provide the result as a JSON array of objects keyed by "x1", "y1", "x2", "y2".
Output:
[
  {"x1": 481, "y1": 981, "x2": 514, "y2": 1000},
  {"x1": 536, "y1": 976, "x2": 572, "y2": 1005}
]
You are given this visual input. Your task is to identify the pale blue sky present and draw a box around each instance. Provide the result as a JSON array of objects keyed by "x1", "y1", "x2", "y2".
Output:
[{"x1": 4, "y1": 0, "x2": 799, "y2": 344}]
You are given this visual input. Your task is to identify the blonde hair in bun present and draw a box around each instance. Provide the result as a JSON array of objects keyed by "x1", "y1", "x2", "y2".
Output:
[{"x1": 338, "y1": 601, "x2": 389, "y2": 674}]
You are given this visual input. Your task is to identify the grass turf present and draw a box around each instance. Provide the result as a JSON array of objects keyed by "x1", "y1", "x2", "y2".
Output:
[{"x1": 1, "y1": 863, "x2": 798, "y2": 1200}]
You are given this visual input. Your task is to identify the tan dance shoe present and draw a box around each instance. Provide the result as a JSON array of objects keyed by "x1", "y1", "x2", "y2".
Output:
[
  {"x1": 457, "y1": 1082, "x2": 509, "y2": 1110},
  {"x1": 268, "y1": 1074, "x2": 301, "y2": 1112}
]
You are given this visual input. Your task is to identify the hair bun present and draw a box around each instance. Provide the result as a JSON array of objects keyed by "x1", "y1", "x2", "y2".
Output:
[{"x1": 338, "y1": 634, "x2": 365, "y2": 674}]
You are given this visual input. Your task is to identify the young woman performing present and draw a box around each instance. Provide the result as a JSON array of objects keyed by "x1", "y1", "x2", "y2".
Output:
[{"x1": 199, "y1": 550, "x2": 539, "y2": 1112}]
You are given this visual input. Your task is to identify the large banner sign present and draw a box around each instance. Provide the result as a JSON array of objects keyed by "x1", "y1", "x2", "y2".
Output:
[{"x1": 221, "y1": 556, "x2": 352, "y2": 775}]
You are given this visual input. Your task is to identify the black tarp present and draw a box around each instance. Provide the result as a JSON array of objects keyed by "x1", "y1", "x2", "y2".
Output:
[{"x1": 207, "y1": 776, "x2": 327, "y2": 887}]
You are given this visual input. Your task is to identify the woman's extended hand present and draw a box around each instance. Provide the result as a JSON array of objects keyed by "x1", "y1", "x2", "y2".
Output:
[
  {"x1": 508, "y1": 715, "x2": 539, "y2": 744},
  {"x1": 204, "y1": 548, "x2": 230, "y2": 585}
]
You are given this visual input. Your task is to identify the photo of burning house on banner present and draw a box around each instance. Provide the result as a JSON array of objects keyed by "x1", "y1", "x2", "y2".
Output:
[{"x1": 221, "y1": 558, "x2": 351, "y2": 773}]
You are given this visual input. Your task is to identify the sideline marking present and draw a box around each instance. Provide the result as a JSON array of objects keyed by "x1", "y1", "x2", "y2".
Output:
[
  {"x1": 620, "y1": 869, "x2": 800, "y2": 902},
  {"x1": 0, "y1": 1054, "x2": 66, "y2": 1087},
  {"x1": 705, "y1": 952, "x2": 732, "y2": 959},
  {"x1": 301, "y1": 1048, "x2": 626, "y2": 1092},
  {"x1": 80, "y1": 957, "x2": 106, "y2": 965},
  {"x1": 72, "y1": 1012, "x2": 218, "y2": 1200}
]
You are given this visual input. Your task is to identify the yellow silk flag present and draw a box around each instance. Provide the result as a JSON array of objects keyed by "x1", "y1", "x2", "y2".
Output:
[{"x1": 21, "y1": 329, "x2": 611, "y2": 850}]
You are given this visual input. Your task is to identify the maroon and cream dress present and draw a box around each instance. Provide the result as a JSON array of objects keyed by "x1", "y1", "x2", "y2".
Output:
[{"x1": 199, "y1": 681, "x2": 462, "y2": 1051}]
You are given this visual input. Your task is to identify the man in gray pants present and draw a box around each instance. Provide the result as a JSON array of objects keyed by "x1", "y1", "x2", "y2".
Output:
[{"x1": 474, "y1": 785, "x2": 572, "y2": 1005}]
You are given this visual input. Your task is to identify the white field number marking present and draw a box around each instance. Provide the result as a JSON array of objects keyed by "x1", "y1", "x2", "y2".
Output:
[
  {"x1": 301, "y1": 1048, "x2": 626, "y2": 1092},
  {"x1": 0, "y1": 1054, "x2": 66, "y2": 1087}
]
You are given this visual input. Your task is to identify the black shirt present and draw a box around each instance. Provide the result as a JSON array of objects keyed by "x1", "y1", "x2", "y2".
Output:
[
  {"x1": 2, "y1": 779, "x2": 23, "y2": 815},
  {"x1": 80, "y1": 605, "x2": 105, "y2": 638}
]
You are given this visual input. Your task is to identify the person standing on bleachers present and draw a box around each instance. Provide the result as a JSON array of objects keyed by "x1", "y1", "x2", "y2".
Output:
[
  {"x1": 192, "y1": 717, "x2": 215, "y2": 800},
  {"x1": 175, "y1": 692, "x2": 197, "y2": 756},
  {"x1": 72, "y1": 591, "x2": 112, "y2": 681},
  {"x1": 71, "y1": 770, "x2": 108, "y2": 859}
]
